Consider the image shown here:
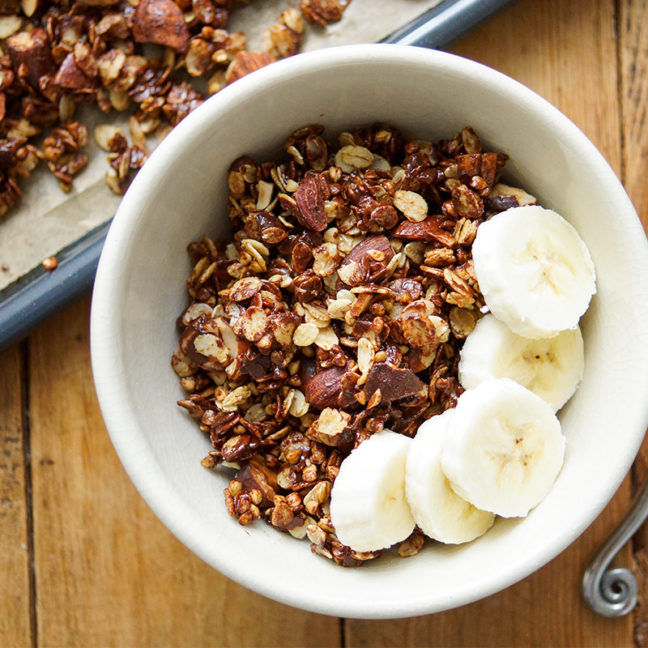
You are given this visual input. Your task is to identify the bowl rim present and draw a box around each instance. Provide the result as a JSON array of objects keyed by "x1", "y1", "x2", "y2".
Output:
[{"x1": 91, "y1": 43, "x2": 648, "y2": 619}]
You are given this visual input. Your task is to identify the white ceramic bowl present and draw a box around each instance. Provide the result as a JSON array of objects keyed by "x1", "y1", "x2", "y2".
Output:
[{"x1": 91, "y1": 44, "x2": 648, "y2": 619}]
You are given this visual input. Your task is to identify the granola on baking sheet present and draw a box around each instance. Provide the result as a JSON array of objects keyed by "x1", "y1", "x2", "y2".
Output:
[
  {"x1": 0, "y1": 0, "x2": 352, "y2": 217},
  {"x1": 172, "y1": 123, "x2": 533, "y2": 566}
]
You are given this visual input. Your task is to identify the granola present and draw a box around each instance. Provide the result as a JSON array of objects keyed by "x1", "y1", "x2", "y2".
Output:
[
  {"x1": 172, "y1": 123, "x2": 529, "y2": 566},
  {"x1": 0, "y1": 0, "x2": 352, "y2": 215}
]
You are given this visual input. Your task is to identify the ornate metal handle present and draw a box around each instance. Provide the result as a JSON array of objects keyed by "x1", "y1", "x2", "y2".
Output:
[{"x1": 583, "y1": 474, "x2": 648, "y2": 616}]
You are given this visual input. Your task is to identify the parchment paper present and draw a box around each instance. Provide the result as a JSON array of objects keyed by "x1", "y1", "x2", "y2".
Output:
[{"x1": 0, "y1": 0, "x2": 441, "y2": 291}]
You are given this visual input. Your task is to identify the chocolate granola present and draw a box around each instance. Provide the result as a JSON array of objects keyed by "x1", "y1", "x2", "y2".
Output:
[
  {"x1": 172, "y1": 123, "x2": 526, "y2": 566},
  {"x1": 0, "y1": 0, "x2": 351, "y2": 216}
]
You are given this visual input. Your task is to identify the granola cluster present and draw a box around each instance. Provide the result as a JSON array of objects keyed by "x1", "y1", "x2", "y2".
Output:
[
  {"x1": 172, "y1": 123, "x2": 528, "y2": 566},
  {"x1": 0, "y1": 0, "x2": 351, "y2": 216}
]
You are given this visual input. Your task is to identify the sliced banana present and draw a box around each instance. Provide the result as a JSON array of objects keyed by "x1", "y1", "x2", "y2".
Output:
[
  {"x1": 441, "y1": 378, "x2": 565, "y2": 518},
  {"x1": 472, "y1": 205, "x2": 596, "y2": 339},
  {"x1": 406, "y1": 410, "x2": 495, "y2": 544},
  {"x1": 330, "y1": 429, "x2": 415, "y2": 552},
  {"x1": 458, "y1": 314, "x2": 584, "y2": 411}
]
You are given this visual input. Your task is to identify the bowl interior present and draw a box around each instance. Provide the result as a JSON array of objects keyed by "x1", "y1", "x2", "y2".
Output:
[{"x1": 91, "y1": 45, "x2": 648, "y2": 619}]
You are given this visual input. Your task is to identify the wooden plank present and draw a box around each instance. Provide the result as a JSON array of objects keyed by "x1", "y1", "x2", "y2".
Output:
[
  {"x1": 451, "y1": 0, "x2": 621, "y2": 171},
  {"x1": 345, "y1": 500, "x2": 633, "y2": 647},
  {"x1": 28, "y1": 295, "x2": 340, "y2": 648},
  {"x1": 618, "y1": 1, "x2": 648, "y2": 645},
  {"x1": 620, "y1": 0, "x2": 648, "y2": 226},
  {"x1": 346, "y1": 0, "x2": 633, "y2": 644},
  {"x1": 0, "y1": 344, "x2": 32, "y2": 648}
]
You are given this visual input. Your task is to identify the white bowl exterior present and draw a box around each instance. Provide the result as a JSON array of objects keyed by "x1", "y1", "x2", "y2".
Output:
[{"x1": 91, "y1": 45, "x2": 648, "y2": 619}]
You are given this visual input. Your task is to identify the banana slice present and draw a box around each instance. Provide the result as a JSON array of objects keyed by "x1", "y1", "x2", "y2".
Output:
[
  {"x1": 458, "y1": 314, "x2": 584, "y2": 411},
  {"x1": 406, "y1": 410, "x2": 495, "y2": 544},
  {"x1": 441, "y1": 378, "x2": 565, "y2": 518},
  {"x1": 330, "y1": 429, "x2": 415, "y2": 552},
  {"x1": 472, "y1": 205, "x2": 596, "y2": 339}
]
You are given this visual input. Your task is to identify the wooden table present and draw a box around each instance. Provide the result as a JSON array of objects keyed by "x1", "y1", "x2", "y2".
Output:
[{"x1": 2, "y1": 0, "x2": 648, "y2": 645}]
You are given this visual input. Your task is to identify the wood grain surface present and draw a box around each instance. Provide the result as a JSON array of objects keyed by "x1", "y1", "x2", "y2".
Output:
[
  {"x1": 0, "y1": 347, "x2": 31, "y2": 647},
  {"x1": 1, "y1": 0, "x2": 648, "y2": 646},
  {"x1": 619, "y1": 2, "x2": 648, "y2": 646}
]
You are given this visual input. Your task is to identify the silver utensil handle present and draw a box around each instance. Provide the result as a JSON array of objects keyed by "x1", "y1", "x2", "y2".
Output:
[
  {"x1": 583, "y1": 474, "x2": 648, "y2": 616},
  {"x1": 381, "y1": 0, "x2": 517, "y2": 49}
]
